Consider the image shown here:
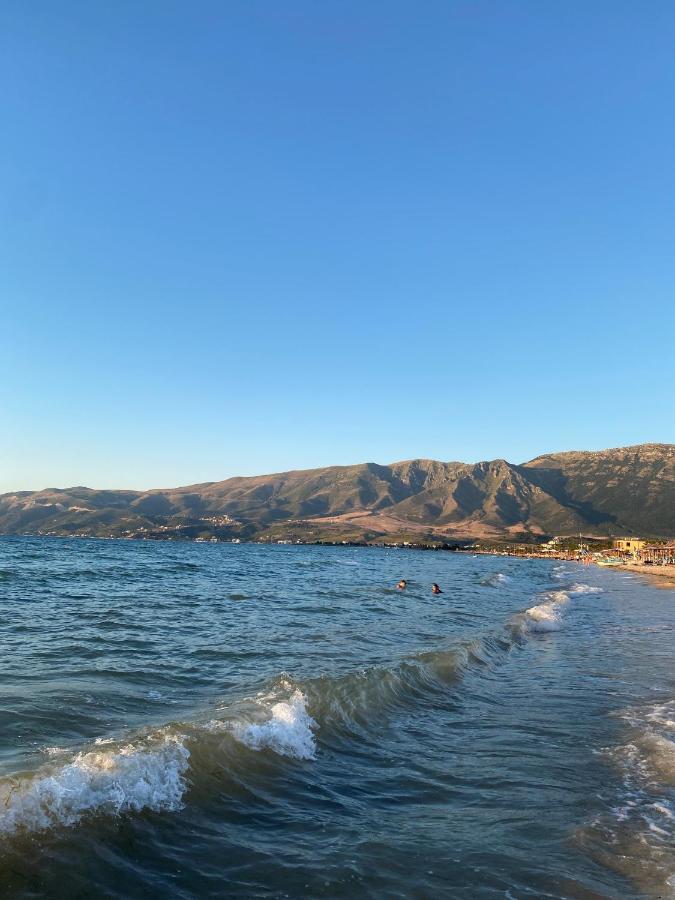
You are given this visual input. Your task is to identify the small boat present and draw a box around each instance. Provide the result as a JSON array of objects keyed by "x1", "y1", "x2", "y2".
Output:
[{"x1": 596, "y1": 556, "x2": 625, "y2": 567}]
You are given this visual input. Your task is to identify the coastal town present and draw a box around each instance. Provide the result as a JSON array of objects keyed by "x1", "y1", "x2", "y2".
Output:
[
  {"x1": 502, "y1": 535, "x2": 675, "y2": 566},
  {"x1": 467, "y1": 536, "x2": 675, "y2": 582}
]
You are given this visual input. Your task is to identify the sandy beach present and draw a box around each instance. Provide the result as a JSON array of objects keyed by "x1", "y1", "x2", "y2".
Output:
[{"x1": 610, "y1": 561, "x2": 675, "y2": 589}]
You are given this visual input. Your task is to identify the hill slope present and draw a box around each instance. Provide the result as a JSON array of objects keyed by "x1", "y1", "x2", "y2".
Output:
[{"x1": 1, "y1": 444, "x2": 673, "y2": 542}]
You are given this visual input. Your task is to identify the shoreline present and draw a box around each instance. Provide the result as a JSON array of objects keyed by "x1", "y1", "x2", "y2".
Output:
[
  {"x1": 605, "y1": 560, "x2": 675, "y2": 589},
  {"x1": 465, "y1": 549, "x2": 675, "y2": 589}
]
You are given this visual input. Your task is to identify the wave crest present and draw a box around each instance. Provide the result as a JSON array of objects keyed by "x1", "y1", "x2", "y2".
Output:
[
  {"x1": 480, "y1": 573, "x2": 509, "y2": 588},
  {"x1": 523, "y1": 590, "x2": 570, "y2": 632},
  {"x1": 0, "y1": 733, "x2": 189, "y2": 836},
  {"x1": 232, "y1": 689, "x2": 318, "y2": 760},
  {"x1": 0, "y1": 571, "x2": 602, "y2": 838},
  {"x1": 569, "y1": 583, "x2": 602, "y2": 594}
]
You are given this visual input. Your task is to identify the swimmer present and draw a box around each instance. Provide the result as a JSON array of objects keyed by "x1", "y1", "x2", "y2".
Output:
[
  {"x1": 431, "y1": 583, "x2": 443, "y2": 595},
  {"x1": 397, "y1": 579, "x2": 407, "y2": 590}
]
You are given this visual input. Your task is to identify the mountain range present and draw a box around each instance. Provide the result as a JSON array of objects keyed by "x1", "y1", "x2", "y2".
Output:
[{"x1": 1, "y1": 443, "x2": 673, "y2": 544}]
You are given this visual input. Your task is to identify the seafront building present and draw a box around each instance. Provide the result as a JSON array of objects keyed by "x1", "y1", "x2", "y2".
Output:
[
  {"x1": 612, "y1": 538, "x2": 646, "y2": 554},
  {"x1": 599, "y1": 538, "x2": 675, "y2": 567}
]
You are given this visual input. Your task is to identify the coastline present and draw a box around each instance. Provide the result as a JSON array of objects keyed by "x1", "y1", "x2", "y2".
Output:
[
  {"x1": 465, "y1": 549, "x2": 675, "y2": 590},
  {"x1": 607, "y1": 560, "x2": 675, "y2": 589}
]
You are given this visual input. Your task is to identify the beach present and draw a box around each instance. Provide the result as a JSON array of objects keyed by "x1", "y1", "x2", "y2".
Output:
[{"x1": 609, "y1": 560, "x2": 675, "y2": 588}]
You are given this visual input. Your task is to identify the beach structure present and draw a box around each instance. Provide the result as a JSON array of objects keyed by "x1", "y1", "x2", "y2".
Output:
[
  {"x1": 612, "y1": 538, "x2": 646, "y2": 554},
  {"x1": 637, "y1": 542, "x2": 675, "y2": 565}
]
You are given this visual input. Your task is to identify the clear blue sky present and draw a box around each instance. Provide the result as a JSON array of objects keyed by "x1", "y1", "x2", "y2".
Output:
[{"x1": 2, "y1": 1, "x2": 674, "y2": 492}]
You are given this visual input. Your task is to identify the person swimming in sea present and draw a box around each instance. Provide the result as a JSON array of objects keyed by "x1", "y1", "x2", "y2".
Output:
[
  {"x1": 397, "y1": 579, "x2": 407, "y2": 590},
  {"x1": 431, "y1": 583, "x2": 443, "y2": 594}
]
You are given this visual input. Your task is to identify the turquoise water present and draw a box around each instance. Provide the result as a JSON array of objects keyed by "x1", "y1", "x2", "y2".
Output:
[{"x1": 0, "y1": 536, "x2": 673, "y2": 898}]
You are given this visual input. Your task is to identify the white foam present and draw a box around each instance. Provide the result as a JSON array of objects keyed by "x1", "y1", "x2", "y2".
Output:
[
  {"x1": 0, "y1": 734, "x2": 189, "y2": 835},
  {"x1": 603, "y1": 700, "x2": 675, "y2": 841},
  {"x1": 233, "y1": 690, "x2": 317, "y2": 760},
  {"x1": 524, "y1": 590, "x2": 570, "y2": 632},
  {"x1": 640, "y1": 733, "x2": 675, "y2": 785},
  {"x1": 645, "y1": 701, "x2": 675, "y2": 733},
  {"x1": 525, "y1": 603, "x2": 563, "y2": 632},
  {"x1": 569, "y1": 583, "x2": 602, "y2": 594},
  {"x1": 582, "y1": 701, "x2": 675, "y2": 895},
  {"x1": 481, "y1": 573, "x2": 509, "y2": 587}
]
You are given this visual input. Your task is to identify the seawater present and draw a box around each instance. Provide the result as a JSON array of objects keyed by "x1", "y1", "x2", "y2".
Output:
[{"x1": 0, "y1": 536, "x2": 673, "y2": 898}]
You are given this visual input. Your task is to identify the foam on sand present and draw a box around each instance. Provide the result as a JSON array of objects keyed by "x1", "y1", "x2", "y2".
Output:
[{"x1": 0, "y1": 732, "x2": 189, "y2": 836}]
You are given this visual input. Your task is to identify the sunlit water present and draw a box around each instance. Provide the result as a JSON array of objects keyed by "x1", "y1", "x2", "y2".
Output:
[{"x1": 0, "y1": 536, "x2": 673, "y2": 898}]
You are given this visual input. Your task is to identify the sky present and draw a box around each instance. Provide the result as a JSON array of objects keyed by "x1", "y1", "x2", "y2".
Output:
[{"x1": 2, "y1": 1, "x2": 674, "y2": 492}]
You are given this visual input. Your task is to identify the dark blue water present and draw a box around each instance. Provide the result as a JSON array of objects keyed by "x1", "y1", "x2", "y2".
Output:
[{"x1": 0, "y1": 537, "x2": 673, "y2": 898}]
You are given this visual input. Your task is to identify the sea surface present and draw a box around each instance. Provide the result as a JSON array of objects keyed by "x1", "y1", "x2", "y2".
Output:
[{"x1": 0, "y1": 536, "x2": 673, "y2": 899}]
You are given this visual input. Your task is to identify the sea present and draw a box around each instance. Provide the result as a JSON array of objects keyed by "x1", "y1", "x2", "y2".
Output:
[{"x1": 0, "y1": 536, "x2": 673, "y2": 899}]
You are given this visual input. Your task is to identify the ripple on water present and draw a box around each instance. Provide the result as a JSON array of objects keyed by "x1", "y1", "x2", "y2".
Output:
[{"x1": 0, "y1": 537, "x2": 671, "y2": 899}]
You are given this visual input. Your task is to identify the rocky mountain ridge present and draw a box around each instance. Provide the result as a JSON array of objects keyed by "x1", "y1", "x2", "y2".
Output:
[{"x1": 1, "y1": 444, "x2": 673, "y2": 542}]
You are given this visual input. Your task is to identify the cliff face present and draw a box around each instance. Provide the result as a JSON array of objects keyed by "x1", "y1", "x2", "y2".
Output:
[{"x1": 1, "y1": 444, "x2": 673, "y2": 541}]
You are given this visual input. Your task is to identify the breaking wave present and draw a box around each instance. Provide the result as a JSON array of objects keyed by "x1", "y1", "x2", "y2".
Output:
[
  {"x1": 569, "y1": 583, "x2": 602, "y2": 594},
  {"x1": 0, "y1": 575, "x2": 599, "y2": 840},
  {"x1": 300, "y1": 638, "x2": 491, "y2": 740},
  {"x1": 480, "y1": 572, "x2": 509, "y2": 587},
  {"x1": 521, "y1": 589, "x2": 570, "y2": 633},
  {"x1": 0, "y1": 733, "x2": 189, "y2": 836},
  {"x1": 230, "y1": 688, "x2": 318, "y2": 760},
  {"x1": 517, "y1": 582, "x2": 601, "y2": 634},
  {"x1": 0, "y1": 640, "x2": 496, "y2": 838}
]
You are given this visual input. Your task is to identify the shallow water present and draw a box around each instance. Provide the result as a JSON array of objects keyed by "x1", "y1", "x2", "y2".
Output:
[{"x1": 0, "y1": 536, "x2": 673, "y2": 898}]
